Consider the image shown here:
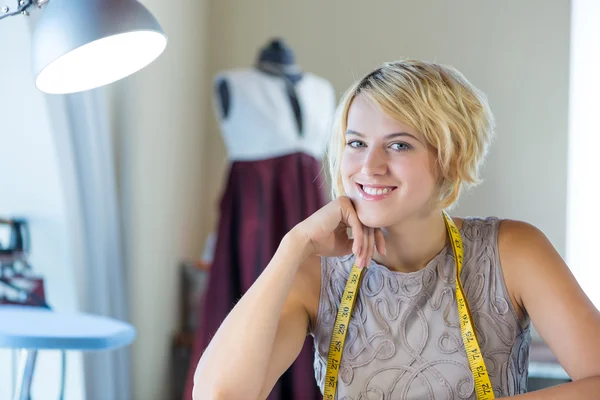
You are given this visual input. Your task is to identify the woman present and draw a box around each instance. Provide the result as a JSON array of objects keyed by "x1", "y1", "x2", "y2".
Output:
[{"x1": 193, "y1": 60, "x2": 600, "y2": 399}]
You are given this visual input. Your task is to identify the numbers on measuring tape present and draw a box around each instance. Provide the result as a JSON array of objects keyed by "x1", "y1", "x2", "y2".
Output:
[
  {"x1": 329, "y1": 358, "x2": 339, "y2": 371},
  {"x1": 461, "y1": 313, "x2": 469, "y2": 324},
  {"x1": 327, "y1": 375, "x2": 336, "y2": 387},
  {"x1": 480, "y1": 383, "x2": 493, "y2": 395},
  {"x1": 333, "y1": 340, "x2": 342, "y2": 352},
  {"x1": 476, "y1": 365, "x2": 487, "y2": 377},
  {"x1": 465, "y1": 331, "x2": 475, "y2": 343}
]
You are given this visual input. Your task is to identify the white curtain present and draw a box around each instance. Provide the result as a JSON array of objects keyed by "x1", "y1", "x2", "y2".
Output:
[{"x1": 44, "y1": 88, "x2": 132, "y2": 400}]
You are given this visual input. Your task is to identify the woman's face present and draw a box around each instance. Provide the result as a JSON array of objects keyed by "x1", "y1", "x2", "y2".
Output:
[{"x1": 341, "y1": 94, "x2": 440, "y2": 228}]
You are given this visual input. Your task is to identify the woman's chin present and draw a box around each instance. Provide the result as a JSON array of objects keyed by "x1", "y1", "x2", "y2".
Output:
[{"x1": 356, "y1": 211, "x2": 389, "y2": 229}]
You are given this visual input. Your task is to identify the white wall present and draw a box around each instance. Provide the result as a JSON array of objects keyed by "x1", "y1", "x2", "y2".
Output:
[
  {"x1": 203, "y1": 0, "x2": 570, "y2": 258},
  {"x1": 116, "y1": 1, "x2": 211, "y2": 399},
  {"x1": 0, "y1": 14, "x2": 84, "y2": 400}
]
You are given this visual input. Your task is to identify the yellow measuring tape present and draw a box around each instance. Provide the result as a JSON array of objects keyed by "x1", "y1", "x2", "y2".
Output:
[{"x1": 323, "y1": 211, "x2": 494, "y2": 400}]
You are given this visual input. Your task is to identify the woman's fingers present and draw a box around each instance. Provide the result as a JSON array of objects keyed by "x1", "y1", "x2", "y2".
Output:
[
  {"x1": 366, "y1": 227, "x2": 375, "y2": 267},
  {"x1": 341, "y1": 200, "x2": 363, "y2": 260},
  {"x1": 374, "y1": 228, "x2": 386, "y2": 256},
  {"x1": 337, "y1": 197, "x2": 381, "y2": 268},
  {"x1": 358, "y1": 226, "x2": 366, "y2": 267}
]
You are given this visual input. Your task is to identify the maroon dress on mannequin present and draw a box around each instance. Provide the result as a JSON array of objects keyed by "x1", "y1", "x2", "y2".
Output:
[{"x1": 184, "y1": 67, "x2": 336, "y2": 400}]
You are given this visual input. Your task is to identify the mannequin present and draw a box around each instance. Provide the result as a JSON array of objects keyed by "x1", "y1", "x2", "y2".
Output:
[
  {"x1": 216, "y1": 38, "x2": 304, "y2": 135},
  {"x1": 184, "y1": 38, "x2": 336, "y2": 400}
]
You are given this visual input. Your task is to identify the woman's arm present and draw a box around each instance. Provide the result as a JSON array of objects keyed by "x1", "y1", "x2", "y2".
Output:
[
  {"x1": 192, "y1": 196, "x2": 378, "y2": 400},
  {"x1": 256, "y1": 250, "x2": 322, "y2": 399},
  {"x1": 192, "y1": 231, "x2": 314, "y2": 400},
  {"x1": 498, "y1": 220, "x2": 600, "y2": 399}
]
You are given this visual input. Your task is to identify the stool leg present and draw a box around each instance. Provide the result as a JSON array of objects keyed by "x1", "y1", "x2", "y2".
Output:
[{"x1": 13, "y1": 349, "x2": 37, "y2": 400}]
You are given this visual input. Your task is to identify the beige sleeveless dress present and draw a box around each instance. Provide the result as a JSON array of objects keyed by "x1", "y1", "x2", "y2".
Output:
[{"x1": 310, "y1": 217, "x2": 531, "y2": 399}]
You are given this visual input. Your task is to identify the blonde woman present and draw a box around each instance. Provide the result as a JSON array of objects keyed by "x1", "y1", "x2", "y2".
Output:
[{"x1": 193, "y1": 60, "x2": 600, "y2": 399}]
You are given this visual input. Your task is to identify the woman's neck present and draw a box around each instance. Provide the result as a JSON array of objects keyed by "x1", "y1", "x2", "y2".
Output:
[{"x1": 373, "y1": 209, "x2": 460, "y2": 273}]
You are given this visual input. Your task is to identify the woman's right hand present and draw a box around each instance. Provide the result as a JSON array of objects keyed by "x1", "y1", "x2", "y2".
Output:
[{"x1": 291, "y1": 196, "x2": 386, "y2": 267}]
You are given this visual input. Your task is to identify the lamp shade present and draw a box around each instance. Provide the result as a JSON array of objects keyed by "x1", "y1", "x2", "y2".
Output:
[{"x1": 32, "y1": 0, "x2": 167, "y2": 94}]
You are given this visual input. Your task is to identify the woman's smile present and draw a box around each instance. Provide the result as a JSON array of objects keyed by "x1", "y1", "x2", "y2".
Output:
[{"x1": 356, "y1": 183, "x2": 397, "y2": 201}]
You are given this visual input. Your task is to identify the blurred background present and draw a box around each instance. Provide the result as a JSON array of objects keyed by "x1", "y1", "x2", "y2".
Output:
[{"x1": 0, "y1": 0, "x2": 598, "y2": 399}]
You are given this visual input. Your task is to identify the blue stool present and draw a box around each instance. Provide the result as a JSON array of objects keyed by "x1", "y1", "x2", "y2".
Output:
[{"x1": 0, "y1": 305, "x2": 136, "y2": 400}]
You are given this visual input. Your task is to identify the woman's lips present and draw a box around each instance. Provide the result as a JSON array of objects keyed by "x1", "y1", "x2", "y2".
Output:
[{"x1": 356, "y1": 183, "x2": 397, "y2": 201}]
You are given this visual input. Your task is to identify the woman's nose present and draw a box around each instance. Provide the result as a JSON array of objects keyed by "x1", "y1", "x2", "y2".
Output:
[{"x1": 361, "y1": 148, "x2": 387, "y2": 176}]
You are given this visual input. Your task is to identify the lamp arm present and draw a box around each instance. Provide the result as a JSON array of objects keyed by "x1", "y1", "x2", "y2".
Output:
[{"x1": 0, "y1": 0, "x2": 47, "y2": 21}]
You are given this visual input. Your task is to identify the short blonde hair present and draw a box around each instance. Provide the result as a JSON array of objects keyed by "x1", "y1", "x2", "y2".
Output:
[{"x1": 327, "y1": 59, "x2": 495, "y2": 209}]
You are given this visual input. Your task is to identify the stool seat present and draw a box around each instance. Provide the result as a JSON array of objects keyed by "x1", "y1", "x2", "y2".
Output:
[{"x1": 0, "y1": 304, "x2": 135, "y2": 351}]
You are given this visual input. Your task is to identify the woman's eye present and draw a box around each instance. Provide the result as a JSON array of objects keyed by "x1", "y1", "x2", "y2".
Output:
[
  {"x1": 347, "y1": 140, "x2": 365, "y2": 148},
  {"x1": 391, "y1": 142, "x2": 411, "y2": 151}
]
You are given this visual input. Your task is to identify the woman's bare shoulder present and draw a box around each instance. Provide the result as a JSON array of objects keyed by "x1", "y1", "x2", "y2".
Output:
[{"x1": 496, "y1": 218, "x2": 554, "y2": 321}]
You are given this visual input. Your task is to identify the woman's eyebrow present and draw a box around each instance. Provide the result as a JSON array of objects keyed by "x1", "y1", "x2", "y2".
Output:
[{"x1": 346, "y1": 129, "x2": 420, "y2": 142}]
